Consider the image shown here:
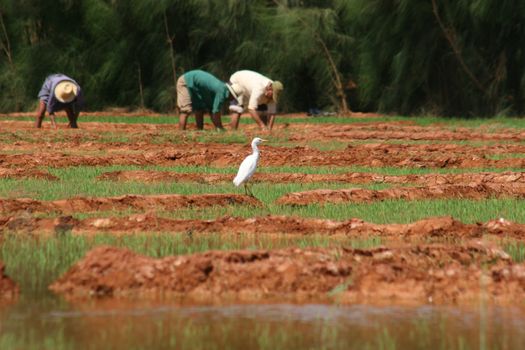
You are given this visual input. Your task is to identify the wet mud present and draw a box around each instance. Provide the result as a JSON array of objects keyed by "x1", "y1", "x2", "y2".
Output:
[{"x1": 50, "y1": 244, "x2": 525, "y2": 305}]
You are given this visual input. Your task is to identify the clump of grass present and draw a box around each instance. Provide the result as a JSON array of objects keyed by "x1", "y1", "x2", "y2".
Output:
[{"x1": 503, "y1": 241, "x2": 525, "y2": 262}]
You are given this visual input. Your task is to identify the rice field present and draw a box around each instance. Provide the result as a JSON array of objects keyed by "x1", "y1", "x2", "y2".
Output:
[{"x1": 1, "y1": 113, "x2": 525, "y2": 349}]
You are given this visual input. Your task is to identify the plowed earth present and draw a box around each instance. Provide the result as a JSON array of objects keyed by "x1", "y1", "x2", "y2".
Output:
[
  {"x1": 2, "y1": 119, "x2": 524, "y2": 141},
  {"x1": 1, "y1": 143, "x2": 525, "y2": 168},
  {"x1": 98, "y1": 170, "x2": 525, "y2": 186},
  {"x1": 0, "y1": 167, "x2": 57, "y2": 180},
  {"x1": 2, "y1": 215, "x2": 524, "y2": 240},
  {"x1": 50, "y1": 244, "x2": 525, "y2": 305},
  {"x1": 276, "y1": 183, "x2": 525, "y2": 205},
  {"x1": 1, "y1": 118, "x2": 525, "y2": 305},
  {"x1": 0, "y1": 194, "x2": 260, "y2": 215}
]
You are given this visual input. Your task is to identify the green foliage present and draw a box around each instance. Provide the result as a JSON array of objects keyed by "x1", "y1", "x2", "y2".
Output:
[
  {"x1": 349, "y1": 0, "x2": 525, "y2": 116},
  {"x1": 0, "y1": 0, "x2": 524, "y2": 115}
]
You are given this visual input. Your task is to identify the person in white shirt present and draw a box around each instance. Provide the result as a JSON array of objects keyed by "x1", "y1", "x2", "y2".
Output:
[{"x1": 227, "y1": 70, "x2": 283, "y2": 130}]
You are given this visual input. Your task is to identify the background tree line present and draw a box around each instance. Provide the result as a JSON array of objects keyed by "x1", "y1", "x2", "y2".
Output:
[{"x1": 0, "y1": 0, "x2": 524, "y2": 117}]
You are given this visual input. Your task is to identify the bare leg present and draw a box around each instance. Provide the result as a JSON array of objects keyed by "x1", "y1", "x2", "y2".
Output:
[
  {"x1": 210, "y1": 112, "x2": 224, "y2": 130},
  {"x1": 195, "y1": 111, "x2": 204, "y2": 130},
  {"x1": 35, "y1": 100, "x2": 46, "y2": 128},
  {"x1": 268, "y1": 114, "x2": 276, "y2": 130},
  {"x1": 65, "y1": 105, "x2": 79, "y2": 128},
  {"x1": 244, "y1": 183, "x2": 254, "y2": 197},
  {"x1": 229, "y1": 112, "x2": 241, "y2": 130},
  {"x1": 49, "y1": 113, "x2": 58, "y2": 129},
  {"x1": 259, "y1": 113, "x2": 269, "y2": 126},
  {"x1": 179, "y1": 112, "x2": 191, "y2": 130}
]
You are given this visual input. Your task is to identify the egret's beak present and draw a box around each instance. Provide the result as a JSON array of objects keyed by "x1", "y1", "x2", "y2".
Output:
[{"x1": 261, "y1": 139, "x2": 268, "y2": 142}]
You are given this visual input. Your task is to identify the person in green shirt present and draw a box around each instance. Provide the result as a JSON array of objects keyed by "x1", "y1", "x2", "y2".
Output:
[{"x1": 176, "y1": 70, "x2": 240, "y2": 130}]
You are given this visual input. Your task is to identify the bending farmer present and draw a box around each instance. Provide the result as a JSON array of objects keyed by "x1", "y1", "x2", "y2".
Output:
[
  {"x1": 228, "y1": 70, "x2": 283, "y2": 130},
  {"x1": 35, "y1": 73, "x2": 83, "y2": 129},
  {"x1": 177, "y1": 70, "x2": 238, "y2": 130}
]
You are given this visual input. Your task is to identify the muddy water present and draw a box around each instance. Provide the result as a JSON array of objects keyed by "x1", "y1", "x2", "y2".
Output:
[{"x1": 1, "y1": 294, "x2": 524, "y2": 349}]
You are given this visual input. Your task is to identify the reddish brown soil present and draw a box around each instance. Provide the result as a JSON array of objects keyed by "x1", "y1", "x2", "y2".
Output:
[
  {"x1": 289, "y1": 123, "x2": 525, "y2": 142},
  {"x1": 3, "y1": 215, "x2": 524, "y2": 241},
  {"x1": 98, "y1": 170, "x2": 525, "y2": 186},
  {"x1": 2, "y1": 118, "x2": 524, "y2": 142},
  {"x1": 1, "y1": 142, "x2": 524, "y2": 169},
  {"x1": 276, "y1": 183, "x2": 525, "y2": 205},
  {"x1": 0, "y1": 194, "x2": 260, "y2": 215},
  {"x1": 2, "y1": 117, "x2": 524, "y2": 304},
  {"x1": 0, "y1": 261, "x2": 18, "y2": 301},
  {"x1": 0, "y1": 168, "x2": 57, "y2": 180},
  {"x1": 49, "y1": 244, "x2": 525, "y2": 305}
]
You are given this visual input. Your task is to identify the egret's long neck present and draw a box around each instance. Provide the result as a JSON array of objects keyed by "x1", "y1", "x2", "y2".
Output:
[{"x1": 251, "y1": 143, "x2": 260, "y2": 155}]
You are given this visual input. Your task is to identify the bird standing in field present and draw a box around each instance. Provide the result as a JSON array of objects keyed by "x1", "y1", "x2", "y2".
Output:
[{"x1": 233, "y1": 137, "x2": 267, "y2": 196}]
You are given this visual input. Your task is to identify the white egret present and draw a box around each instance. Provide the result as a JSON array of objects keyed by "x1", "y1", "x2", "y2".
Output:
[{"x1": 233, "y1": 137, "x2": 267, "y2": 196}]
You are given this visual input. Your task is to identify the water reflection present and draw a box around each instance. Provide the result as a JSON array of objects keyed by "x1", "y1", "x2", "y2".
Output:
[{"x1": 1, "y1": 295, "x2": 525, "y2": 350}]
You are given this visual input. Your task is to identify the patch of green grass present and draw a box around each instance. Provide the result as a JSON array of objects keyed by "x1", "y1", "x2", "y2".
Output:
[
  {"x1": 503, "y1": 241, "x2": 525, "y2": 262},
  {"x1": 58, "y1": 196, "x2": 525, "y2": 226},
  {"x1": 147, "y1": 197, "x2": 525, "y2": 224},
  {"x1": 398, "y1": 115, "x2": 525, "y2": 129},
  {"x1": 1, "y1": 164, "x2": 524, "y2": 223},
  {"x1": 268, "y1": 198, "x2": 524, "y2": 224},
  {"x1": 10, "y1": 162, "x2": 504, "y2": 201},
  {"x1": 486, "y1": 153, "x2": 525, "y2": 160},
  {"x1": 57, "y1": 164, "x2": 519, "y2": 177},
  {"x1": 7, "y1": 114, "x2": 525, "y2": 129},
  {"x1": 344, "y1": 139, "x2": 525, "y2": 146},
  {"x1": 0, "y1": 172, "x2": 391, "y2": 201}
]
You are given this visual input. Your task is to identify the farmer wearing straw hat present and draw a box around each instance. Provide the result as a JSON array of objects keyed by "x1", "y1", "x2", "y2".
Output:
[
  {"x1": 177, "y1": 69, "x2": 239, "y2": 131},
  {"x1": 35, "y1": 73, "x2": 84, "y2": 129},
  {"x1": 227, "y1": 70, "x2": 284, "y2": 131}
]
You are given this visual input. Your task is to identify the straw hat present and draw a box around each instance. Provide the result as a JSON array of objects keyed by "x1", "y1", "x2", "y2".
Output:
[
  {"x1": 271, "y1": 81, "x2": 283, "y2": 103},
  {"x1": 54, "y1": 81, "x2": 78, "y2": 103},
  {"x1": 226, "y1": 83, "x2": 242, "y2": 102}
]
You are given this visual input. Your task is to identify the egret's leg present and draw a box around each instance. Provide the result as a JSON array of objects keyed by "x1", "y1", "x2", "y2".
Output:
[{"x1": 246, "y1": 183, "x2": 254, "y2": 197}]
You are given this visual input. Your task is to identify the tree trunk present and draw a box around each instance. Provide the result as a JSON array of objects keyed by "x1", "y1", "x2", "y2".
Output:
[
  {"x1": 137, "y1": 63, "x2": 145, "y2": 110},
  {"x1": 163, "y1": 10, "x2": 177, "y2": 112}
]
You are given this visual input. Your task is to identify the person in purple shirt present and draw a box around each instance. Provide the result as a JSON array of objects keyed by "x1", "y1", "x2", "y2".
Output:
[{"x1": 35, "y1": 73, "x2": 84, "y2": 129}]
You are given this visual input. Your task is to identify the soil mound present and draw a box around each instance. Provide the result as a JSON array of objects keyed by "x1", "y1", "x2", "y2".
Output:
[
  {"x1": 0, "y1": 194, "x2": 260, "y2": 215},
  {"x1": 276, "y1": 183, "x2": 525, "y2": 205},
  {"x1": 3, "y1": 119, "x2": 524, "y2": 142},
  {"x1": 0, "y1": 168, "x2": 58, "y2": 180},
  {"x1": 3, "y1": 215, "x2": 524, "y2": 240},
  {"x1": 2, "y1": 143, "x2": 525, "y2": 169},
  {"x1": 49, "y1": 244, "x2": 525, "y2": 305},
  {"x1": 98, "y1": 170, "x2": 525, "y2": 186},
  {"x1": 290, "y1": 124, "x2": 525, "y2": 142}
]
